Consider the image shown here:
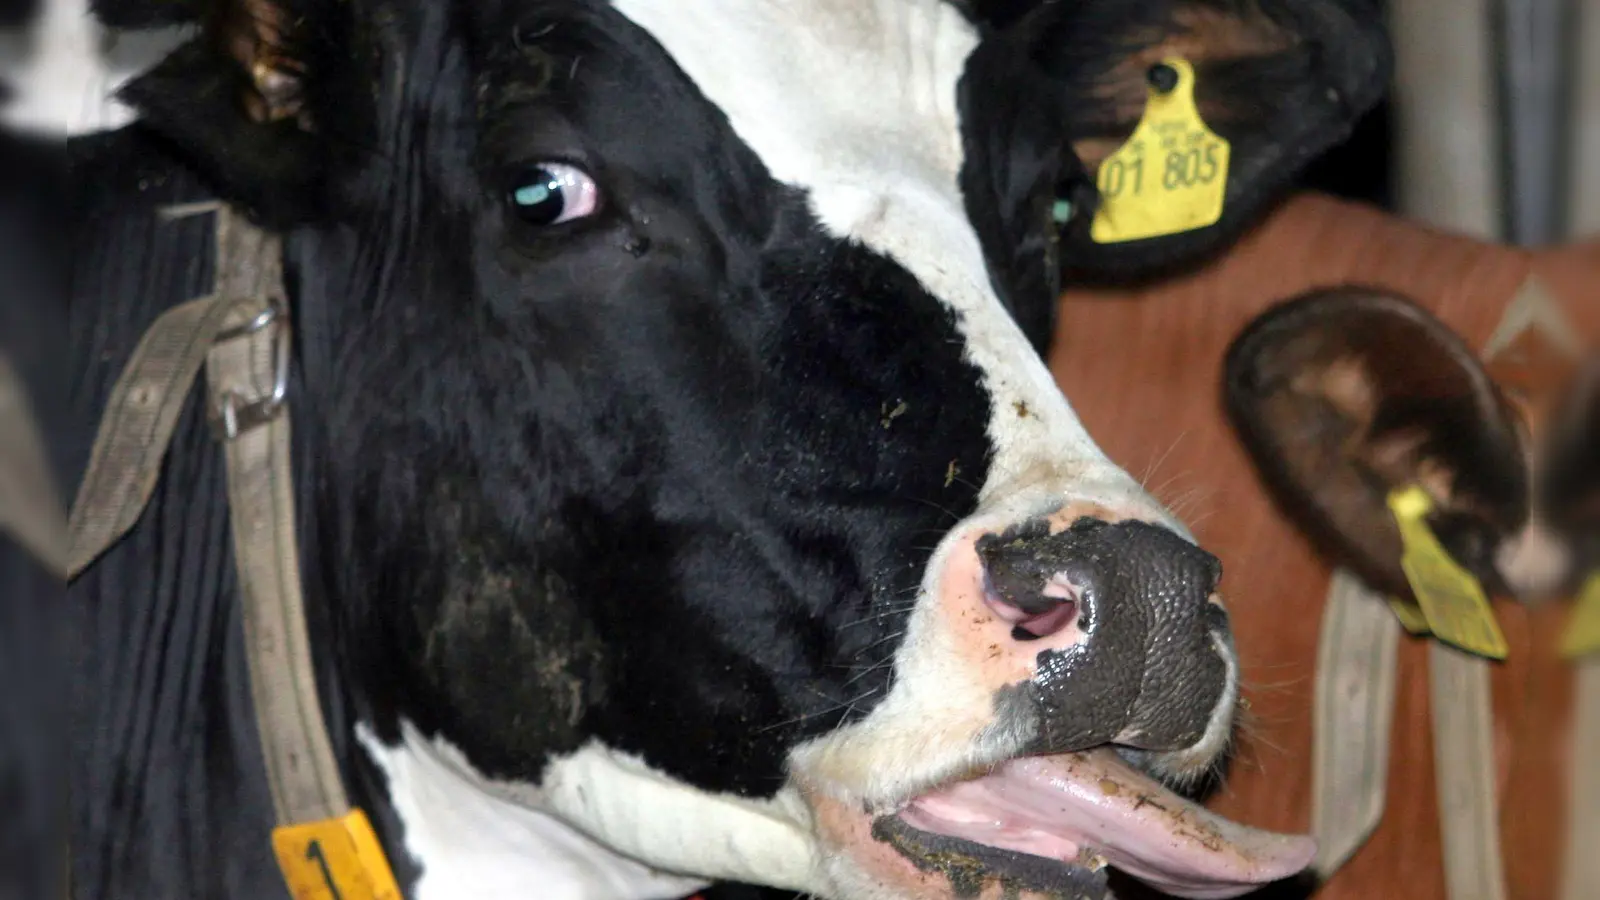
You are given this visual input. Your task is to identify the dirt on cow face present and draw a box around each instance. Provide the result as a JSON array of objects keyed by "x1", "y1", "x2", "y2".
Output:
[{"x1": 413, "y1": 477, "x2": 610, "y2": 771}]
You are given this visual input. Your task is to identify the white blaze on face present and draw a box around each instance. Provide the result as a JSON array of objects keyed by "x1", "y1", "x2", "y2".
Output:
[
  {"x1": 610, "y1": 0, "x2": 1157, "y2": 520},
  {"x1": 362, "y1": 4, "x2": 1236, "y2": 898},
  {"x1": 612, "y1": 0, "x2": 1206, "y2": 820}
]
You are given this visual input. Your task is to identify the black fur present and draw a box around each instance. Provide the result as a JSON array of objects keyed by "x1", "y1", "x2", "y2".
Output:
[
  {"x1": 69, "y1": 3, "x2": 993, "y2": 896},
  {"x1": 0, "y1": 128, "x2": 70, "y2": 900},
  {"x1": 958, "y1": 11, "x2": 1090, "y2": 355},
  {"x1": 0, "y1": 0, "x2": 35, "y2": 28}
]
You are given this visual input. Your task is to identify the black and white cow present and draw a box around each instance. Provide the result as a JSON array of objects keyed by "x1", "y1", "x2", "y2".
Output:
[{"x1": 39, "y1": 0, "x2": 1389, "y2": 898}]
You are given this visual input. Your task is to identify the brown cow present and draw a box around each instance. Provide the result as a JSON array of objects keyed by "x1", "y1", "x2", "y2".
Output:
[{"x1": 1050, "y1": 191, "x2": 1599, "y2": 900}]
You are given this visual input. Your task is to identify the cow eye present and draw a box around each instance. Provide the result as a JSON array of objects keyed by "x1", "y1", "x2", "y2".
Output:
[
  {"x1": 1051, "y1": 172, "x2": 1095, "y2": 230},
  {"x1": 507, "y1": 163, "x2": 600, "y2": 226}
]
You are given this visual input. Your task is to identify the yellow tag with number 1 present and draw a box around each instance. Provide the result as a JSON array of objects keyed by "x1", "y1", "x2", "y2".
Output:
[
  {"x1": 1089, "y1": 57, "x2": 1231, "y2": 244},
  {"x1": 272, "y1": 809, "x2": 402, "y2": 900},
  {"x1": 1387, "y1": 485, "x2": 1509, "y2": 660},
  {"x1": 1561, "y1": 573, "x2": 1600, "y2": 659}
]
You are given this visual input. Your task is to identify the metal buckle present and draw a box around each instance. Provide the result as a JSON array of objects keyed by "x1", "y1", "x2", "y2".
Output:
[{"x1": 210, "y1": 302, "x2": 291, "y2": 441}]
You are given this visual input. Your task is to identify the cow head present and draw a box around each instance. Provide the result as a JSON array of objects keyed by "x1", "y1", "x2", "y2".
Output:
[
  {"x1": 101, "y1": 0, "x2": 1387, "y2": 896},
  {"x1": 1225, "y1": 287, "x2": 1600, "y2": 605}
]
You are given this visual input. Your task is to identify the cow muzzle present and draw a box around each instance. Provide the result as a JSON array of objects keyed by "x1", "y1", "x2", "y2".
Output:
[
  {"x1": 977, "y1": 516, "x2": 1230, "y2": 757},
  {"x1": 796, "y1": 504, "x2": 1311, "y2": 900}
]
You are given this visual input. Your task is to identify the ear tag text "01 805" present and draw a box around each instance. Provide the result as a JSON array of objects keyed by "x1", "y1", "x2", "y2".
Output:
[{"x1": 1089, "y1": 58, "x2": 1230, "y2": 244}]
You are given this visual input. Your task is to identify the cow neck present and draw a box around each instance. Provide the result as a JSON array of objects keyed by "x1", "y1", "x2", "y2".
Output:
[{"x1": 60, "y1": 201, "x2": 394, "y2": 895}]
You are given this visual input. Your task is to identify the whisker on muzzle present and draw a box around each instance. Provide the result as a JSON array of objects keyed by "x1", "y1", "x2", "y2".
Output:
[{"x1": 1138, "y1": 430, "x2": 1191, "y2": 491}]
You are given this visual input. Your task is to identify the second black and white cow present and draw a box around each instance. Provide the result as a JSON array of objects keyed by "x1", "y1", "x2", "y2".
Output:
[{"x1": 51, "y1": 0, "x2": 1389, "y2": 898}]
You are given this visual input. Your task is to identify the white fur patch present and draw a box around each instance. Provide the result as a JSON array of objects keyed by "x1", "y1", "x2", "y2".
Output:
[
  {"x1": 358, "y1": 721, "x2": 826, "y2": 900},
  {"x1": 611, "y1": 0, "x2": 1149, "y2": 521},
  {"x1": 0, "y1": 0, "x2": 183, "y2": 136},
  {"x1": 615, "y1": 0, "x2": 1203, "y2": 817},
  {"x1": 357, "y1": 722, "x2": 717, "y2": 900},
  {"x1": 536, "y1": 740, "x2": 823, "y2": 892},
  {"x1": 1495, "y1": 512, "x2": 1573, "y2": 601}
]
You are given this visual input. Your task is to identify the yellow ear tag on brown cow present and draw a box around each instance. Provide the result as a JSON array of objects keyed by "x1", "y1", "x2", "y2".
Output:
[
  {"x1": 1561, "y1": 573, "x2": 1600, "y2": 659},
  {"x1": 1387, "y1": 485, "x2": 1509, "y2": 660},
  {"x1": 1386, "y1": 595, "x2": 1433, "y2": 636},
  {"x1": 271, "y1": 809, "x2": 403, "y2": 900},
  {"x1": 1089, "y1": 57, "x2": 1230, "y2": 244}
]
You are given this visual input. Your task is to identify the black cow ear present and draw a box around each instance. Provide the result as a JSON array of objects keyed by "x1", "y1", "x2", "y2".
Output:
[
  {"x1": 1542, "y1": 358, "x2": 1600, "y2": 576},
  {"x1": 1223, "y1": 288, "x2": 1528, "y2": 597},
  {"x1": 955, "y1": 0, "x2": 1048, "y2": 31},
  {"x1": 100, "y1": 0, "x2": 368, "y2": 226},
  {"x1": 1027, "y1": 0, "x2": 1392, "y2": 277}
]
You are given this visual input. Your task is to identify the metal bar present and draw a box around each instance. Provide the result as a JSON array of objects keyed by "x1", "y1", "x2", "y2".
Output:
[
  {"x1": 1494, "y1": 0, "x2": 1577, "y2": 244},
  {"x1": 1389, "y1": 0, "x2": 1503, "y2": 239},
  {"x1": 1569, "y1": 0, "x2": 1600, "y2": 234}
]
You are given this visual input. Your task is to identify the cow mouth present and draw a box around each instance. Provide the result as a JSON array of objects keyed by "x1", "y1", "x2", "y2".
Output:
[{"x1": 871, "y1": 748, "x2": 1315, "y2": 899}]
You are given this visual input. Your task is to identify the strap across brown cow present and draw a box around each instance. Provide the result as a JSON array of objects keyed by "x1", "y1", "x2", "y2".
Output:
[{"x1": 1308, "y1": 570, "x2": 1398, "y2": 877}]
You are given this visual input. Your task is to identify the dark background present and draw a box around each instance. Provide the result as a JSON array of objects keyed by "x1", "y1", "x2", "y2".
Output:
[{"x1": 1298, "y1": 93, "x2": 1394, "y2": 210}]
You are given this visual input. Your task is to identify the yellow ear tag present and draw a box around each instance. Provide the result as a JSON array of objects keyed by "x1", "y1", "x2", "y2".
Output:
[
  {"x1": 1387, "y1": 485, "x2": 1509, "y2": 660},
  {"x1": 271, "y1": 809, "x2": 403, "y2": 900},
  {"x1": 1386, "y1": 595, "x2": 1433, "y2": 636},
  {"x1": 1561, "y1": 573, "x2": 1600, "y2": 659},
  {"x1": 1089, "y1": 57, "x2": 1231, "y2": 244}
]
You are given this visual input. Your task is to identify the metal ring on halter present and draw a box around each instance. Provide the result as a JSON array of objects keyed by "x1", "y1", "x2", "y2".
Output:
[
  {"x1": 211, "y1": 303, "x2": 292, "y2": 441},
  {"x1": 216, "y1": 305, "x2": 279, "y2": 342}
]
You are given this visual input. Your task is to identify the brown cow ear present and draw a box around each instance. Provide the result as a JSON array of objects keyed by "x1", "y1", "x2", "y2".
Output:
[
  {"x1": 1025, "y1": 0, "x2": 1391, "y2": 277},
  {"x1": 1223, "y1": 287, "x2": 1529, "y2": 597},
  {"x1": 105, "y1": 0, "x2": 368, "y2": 226},
  {"x1": 1541, "y1": 358, "x2": 1600, "y2": 579}
]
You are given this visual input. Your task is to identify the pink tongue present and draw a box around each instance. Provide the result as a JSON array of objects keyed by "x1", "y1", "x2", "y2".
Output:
[{"x1": 898, "y1": 749, "x2": 1315, "y2": 899}]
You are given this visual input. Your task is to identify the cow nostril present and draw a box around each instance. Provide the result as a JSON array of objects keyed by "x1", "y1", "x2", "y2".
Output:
[
  {"x1": 975, "y1": 527, "x2": 1093, "y2": 641},
  {"x1": 1005, "y1": 597, "x2": 1079, "y2": 641},
  {"x1": 976, "y1": 531, "x2": 1088, "y2": 641}
]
